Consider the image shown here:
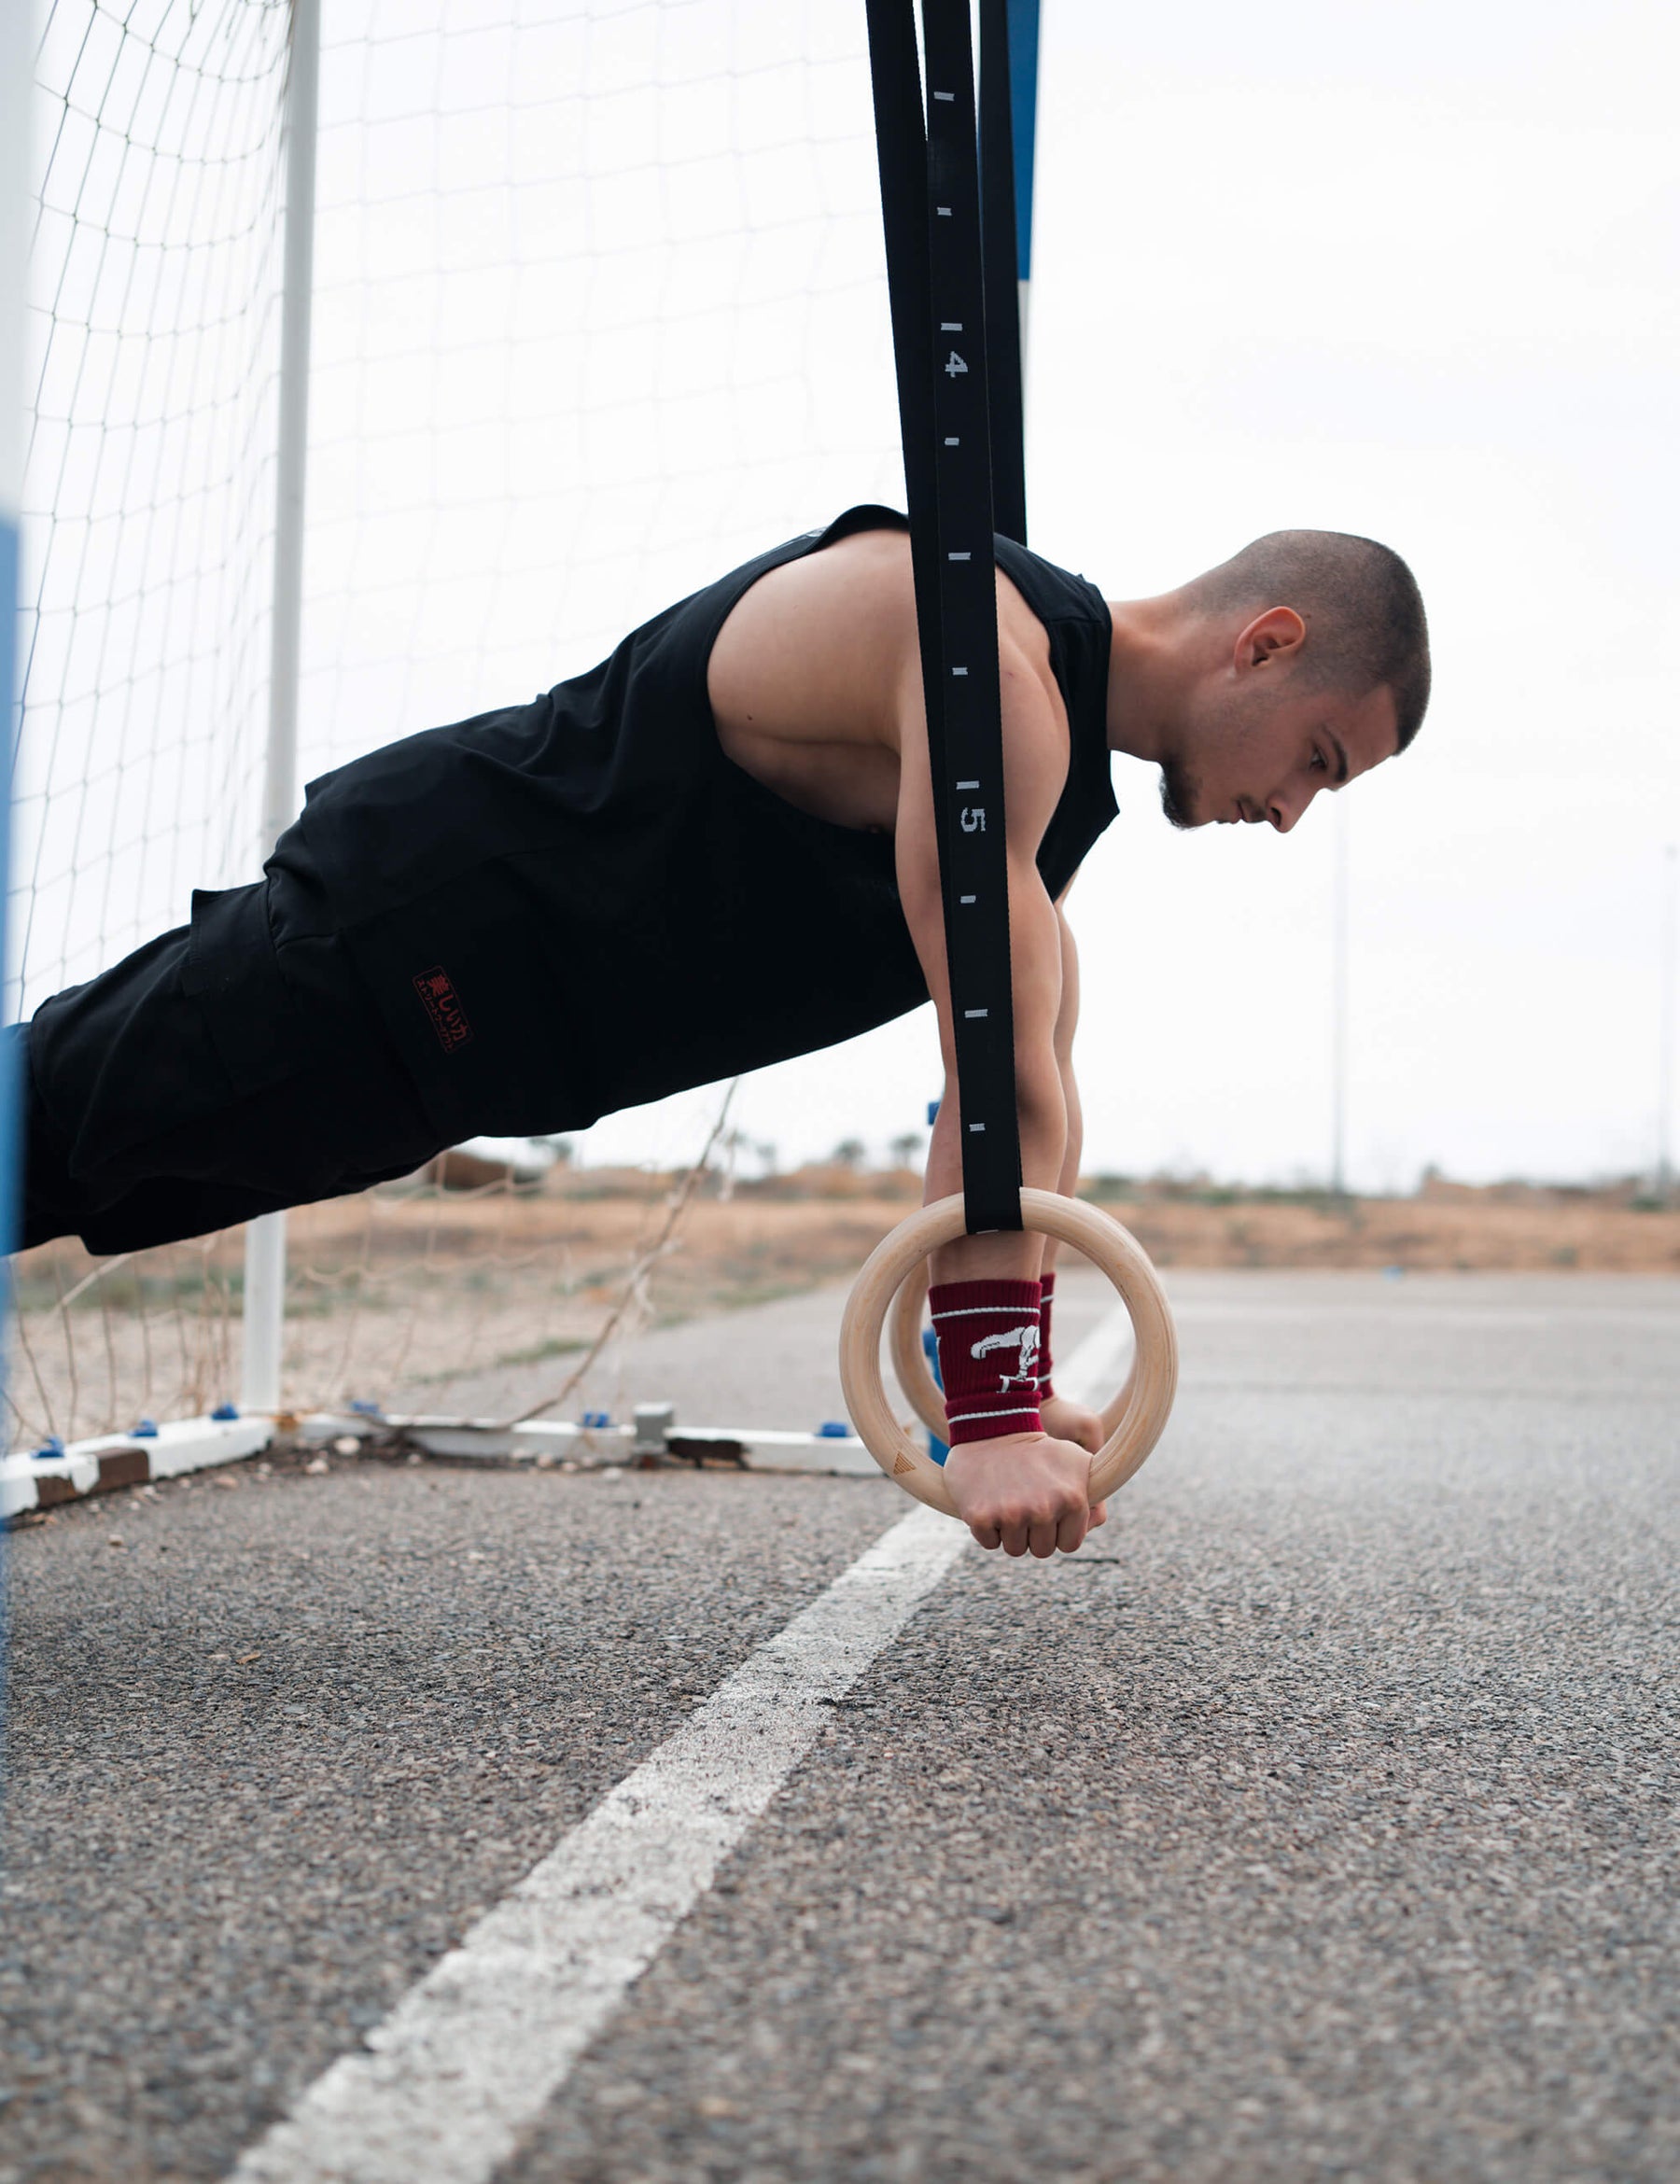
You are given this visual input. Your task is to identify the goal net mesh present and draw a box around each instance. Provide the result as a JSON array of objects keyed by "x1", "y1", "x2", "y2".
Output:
[{"x1": 11, "y1": 0, "x2": 901, "y2": 1450}]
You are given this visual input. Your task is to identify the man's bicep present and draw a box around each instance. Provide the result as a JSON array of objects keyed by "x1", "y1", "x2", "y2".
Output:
[
  {"x1": 896, "y1": 816, "x2": 1061, "y2": 1076},
  {"x1": 893, "y1": 700, "x2": 953, "y2": 1029},
  {"x1": 895, "y1": 665, "x2": 1064, "y2": 1059},
  {"x1": 896, "y1": 636, "x2": 1060, "y2": 944}
]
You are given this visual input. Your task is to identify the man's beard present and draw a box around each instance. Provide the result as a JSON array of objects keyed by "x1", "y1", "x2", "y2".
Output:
[{"x1": 1158, "y1": 756, "x2": 1200, "y2": 831}]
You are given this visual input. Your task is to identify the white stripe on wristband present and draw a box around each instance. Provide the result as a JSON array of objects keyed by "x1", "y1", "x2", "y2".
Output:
[{"x1": 945, "y1": 1405, "x2": 1043, "y2": 1426}]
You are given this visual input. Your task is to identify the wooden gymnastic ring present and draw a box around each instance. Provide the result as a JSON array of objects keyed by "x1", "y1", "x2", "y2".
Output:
[
  {"x1": 887, "y1": 1263, "x2": 941, "y2": 1436},
  {"x1": 889, "y1": 1257, "x2": 1140, "y2": 1449},
  {"x1": 840, "y1": 1189, "x2": 1178, "y2": 1519}
]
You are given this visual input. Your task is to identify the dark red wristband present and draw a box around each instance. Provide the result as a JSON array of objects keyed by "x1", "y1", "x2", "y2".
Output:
[
  {"x1": 930, "y1": 1278, "x2": 1043, "y2": 1445},
  {"x1": 1038, "y1": 1268, "x2": 1057, "y2": 1403}
]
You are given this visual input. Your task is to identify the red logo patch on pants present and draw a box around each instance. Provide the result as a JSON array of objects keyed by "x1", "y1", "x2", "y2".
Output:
[{"x1": 413, "y1": 966, "x2": 473, "y2": 1052}]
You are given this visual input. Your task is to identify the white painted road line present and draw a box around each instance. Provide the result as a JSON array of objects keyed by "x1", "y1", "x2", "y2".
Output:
[
  {"x1": 228, "y1": 1505, "x2": 969, "y2": 2184},
  {"x1": 1058, "y1": 1298, "x2": 1135, "y2": 1405},
  {"x1": 226, "y1": 1307, "x2": 1128, "y2": 2184}
]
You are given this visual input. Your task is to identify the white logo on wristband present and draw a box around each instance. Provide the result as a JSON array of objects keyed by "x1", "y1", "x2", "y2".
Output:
[{"x1": 968, "y1": 1322, "x2": 1041, "y2": 1391}]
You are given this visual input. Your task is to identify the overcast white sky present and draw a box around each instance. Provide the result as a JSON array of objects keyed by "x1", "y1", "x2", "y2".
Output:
[
  {"x1": 1021, "y1": 0, "x2": 1680, "y2": 1191},
  {"x1": 552, "y1": 0, "x2": 1680, "y2": 1186},
  {"x1": 23, "y1": 0, "x2": 1680, "y2": 1190}
]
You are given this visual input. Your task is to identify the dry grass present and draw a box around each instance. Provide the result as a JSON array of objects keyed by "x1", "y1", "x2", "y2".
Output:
[
  {"x1": 9, "y1": 1166, "x2": 1678, "y2": 1449},
  {"x1": 1082, "y1": 1190, "x2": 1680, "y2": 1274}
]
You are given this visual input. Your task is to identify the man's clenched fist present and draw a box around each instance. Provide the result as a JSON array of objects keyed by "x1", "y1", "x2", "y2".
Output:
[{"x1": 942, "y1": 1431, "x2": 1109, "y2": 1557}]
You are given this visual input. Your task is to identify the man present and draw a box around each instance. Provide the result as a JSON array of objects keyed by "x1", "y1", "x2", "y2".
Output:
[{"x1": 18, "y1": 504, "x2": 1429, "y2": 1557}]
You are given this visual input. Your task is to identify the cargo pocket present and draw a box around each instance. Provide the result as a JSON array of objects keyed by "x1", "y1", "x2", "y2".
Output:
[{"x1": 181, "y1": 883, "x2": 311, "y2": 1099}]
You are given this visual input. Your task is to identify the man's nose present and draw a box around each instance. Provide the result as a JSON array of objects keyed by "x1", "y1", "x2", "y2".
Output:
[{"x1": 1267, "y1": 782, "x2": 1316, "y2": 833}]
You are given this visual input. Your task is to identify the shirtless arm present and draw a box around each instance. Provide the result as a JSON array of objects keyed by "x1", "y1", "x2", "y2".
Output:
[
  {"x1": 900, "y1": 770, "x2": 1065, "y2": 1289},
  {"x1": 893, "y1": 643, "x2": 1100, "y2": 1557},
  {"x1": 1036, "y1": 902, "x2": 1108, "y2": 1457},
  {"x1": 1048, "y1": 897, "x2": 1083, "y2": 1237}
]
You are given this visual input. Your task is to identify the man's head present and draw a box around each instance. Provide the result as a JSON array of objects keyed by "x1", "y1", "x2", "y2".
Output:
[{"x1": 1144, "y1": 529, "x2": 1430, "y2": 833}]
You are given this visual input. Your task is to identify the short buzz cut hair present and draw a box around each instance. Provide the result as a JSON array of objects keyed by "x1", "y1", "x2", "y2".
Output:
[{"x1": 1189, "y1": 529, "x2": 1432, "y2": 750}]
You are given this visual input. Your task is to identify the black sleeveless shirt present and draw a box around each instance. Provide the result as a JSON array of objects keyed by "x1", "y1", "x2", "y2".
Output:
[{"x1": 285, "y1": 505, "x2": 1117, "y2": 1142}]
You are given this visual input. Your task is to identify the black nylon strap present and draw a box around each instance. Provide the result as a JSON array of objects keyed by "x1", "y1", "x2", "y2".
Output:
[{"x1": 867, "y1": 0, "x2": 1023, "y2": 1236}]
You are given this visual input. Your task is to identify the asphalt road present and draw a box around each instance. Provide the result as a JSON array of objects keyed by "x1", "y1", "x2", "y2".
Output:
[{"x1": 4, "y1": 1270, "x2": 1676, "y2": 2182}]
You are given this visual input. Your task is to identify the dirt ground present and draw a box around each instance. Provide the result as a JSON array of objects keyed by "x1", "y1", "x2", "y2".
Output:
[
  {"x1": 9, "y1": 1168, "x2": 1679, "y2": 1449},
  {"x1": 1081, "y1": 1183, "x2": 1680, "y2": 1275}
]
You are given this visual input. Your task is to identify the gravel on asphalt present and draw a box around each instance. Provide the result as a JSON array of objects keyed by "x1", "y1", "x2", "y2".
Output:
[{"x1": 3, "y1": 1271, "x2": 1675, "y2": 2183}]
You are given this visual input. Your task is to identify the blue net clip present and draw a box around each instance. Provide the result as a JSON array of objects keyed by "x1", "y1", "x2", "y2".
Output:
[
  {"x1": 348, "y1": 1399, "x2": 383, "y2": 1416},
  {"x1": 817, "y1": 1420, "x2": 850, "y2": 1438},
  {"x1": 210, "y1": 1402, "x2": 240, "y2": 1421},
  {"x1": 131, "y1": 1418, "x2": 159, "y2": 1438},
  {"x1": 581, "y1": 1409, "x2": 611, "y2": 1429},
  {"x1": 32, "y1": 1435, "x2": 65, "y2": 1462}
]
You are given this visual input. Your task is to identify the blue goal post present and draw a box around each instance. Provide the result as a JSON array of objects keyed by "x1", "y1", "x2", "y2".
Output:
[
  {"x1": 1, "y1": 6, "x2": 29, "y2": 1265},
  {"x1": 1008, "y1": 0, "x2": 1041, "y2": 291},
  {"x1": 1, "y1": 0, "x2": 30, "y2": 1717}
]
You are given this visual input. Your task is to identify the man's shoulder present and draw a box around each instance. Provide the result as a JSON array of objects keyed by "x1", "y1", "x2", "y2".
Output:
[{"x1": 997, "y1": 581, "x2": 1069, "y2": 742}]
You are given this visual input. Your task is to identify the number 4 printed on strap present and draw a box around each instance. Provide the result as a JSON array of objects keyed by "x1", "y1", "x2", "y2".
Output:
[{"x1": 945, "y1": 349, "x2": 969, "y2": 376}]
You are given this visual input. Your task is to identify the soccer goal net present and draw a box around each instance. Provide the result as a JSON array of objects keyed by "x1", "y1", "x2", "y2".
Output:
[{"x1": 11, "y1": 0, "x2": 905, "y2": 1457}]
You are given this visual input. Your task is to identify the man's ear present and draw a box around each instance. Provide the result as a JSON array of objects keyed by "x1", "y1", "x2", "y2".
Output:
[{"x1": 1233, "y1": 606, "x2": 1307, "y2": 672}]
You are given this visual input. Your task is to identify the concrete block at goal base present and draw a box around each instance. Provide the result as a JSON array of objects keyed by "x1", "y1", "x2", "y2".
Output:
[
  {"x1": 388, "y1": 1416, "x2": 879, "y2": 1477},
  {"x1": 2, "y1": 1415, "x2": 273, "y2": 1520}
]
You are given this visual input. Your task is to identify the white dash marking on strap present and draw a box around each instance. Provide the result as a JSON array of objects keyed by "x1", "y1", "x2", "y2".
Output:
[
  {"x1": 947, "y1": 550, "x2": 971, "y2": 560},
  {"x1": 933, "y1": 90, "x2": 955, "y2": 101},
  {"x1": 951, "y1": 665, "x2": 969, "y2": 677},
  {"x1": 944, "y1": 435, "x2": 959, "y2": 446},
  {"x1": 936, "y1": 204, "x2": 953, "y2": 216},
  {"x1": 940, "y1": 321, "x2": 962, "y2": 330},
  {"x1": 959, "y1": 893, "x2": 976, "y2": 904},
  {"x1": 228, "y1": 1508, "x2": 967, "y2": 2184},
  {"x1": 956, "y1": 779, "x2": 980, "y2": 791},
  {"x1": 963, "y1": 1008, "x2": 987, "y2": 1019},
  {"x1": 968, "y1": 1122, "x2": 987, "y2": 1133}
]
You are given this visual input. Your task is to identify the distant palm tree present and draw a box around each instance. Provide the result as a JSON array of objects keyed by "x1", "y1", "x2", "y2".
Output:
[
  {"x1": 889, "y1": 1132, "x2": 924, "y2": 1168},
  {"x1": 832, "y1": 1138, "x2": 867, "y2": 1170}
]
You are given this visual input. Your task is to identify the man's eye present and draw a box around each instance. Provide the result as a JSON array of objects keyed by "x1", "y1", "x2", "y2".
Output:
[{"x1": 1309, "y1": 749, "x2": 1327, "y2": 773}]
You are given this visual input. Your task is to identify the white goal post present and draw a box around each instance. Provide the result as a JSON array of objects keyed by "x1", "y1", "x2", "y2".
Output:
[{"x1": 242, "y1": 0, "x2": 319, "y2": 1415}]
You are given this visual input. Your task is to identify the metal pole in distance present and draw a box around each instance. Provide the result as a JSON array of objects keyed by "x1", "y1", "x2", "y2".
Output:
[
  {"x1": 1659, "y1": 844, "x2": 1676, "y2": 1203},
  {"x1": 243, "y1": 0, "x2": 321, "y2": 1417},
  {"x1": 1330, "y1": 799, "x2": 1350, "y2": 1196}
]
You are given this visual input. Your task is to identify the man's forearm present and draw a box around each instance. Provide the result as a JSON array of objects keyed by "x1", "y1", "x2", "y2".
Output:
[
  {"x1": 1042, "y1": 1057, "x2": 1083, "y2": 1271},
  {"x1": 924, "y1": 1064, "x2": 1067, "y2": 1282}
]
